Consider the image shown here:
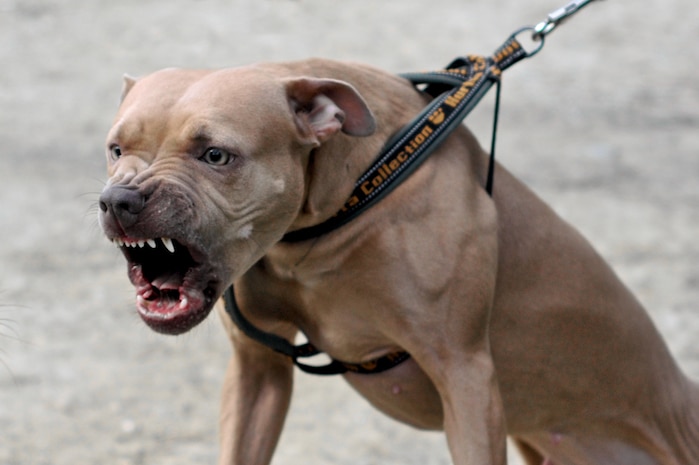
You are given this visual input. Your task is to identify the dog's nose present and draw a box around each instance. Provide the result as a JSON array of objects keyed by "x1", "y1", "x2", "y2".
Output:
[{"x1": 99, "y1": 185, "x2": 146, "y2": 229}]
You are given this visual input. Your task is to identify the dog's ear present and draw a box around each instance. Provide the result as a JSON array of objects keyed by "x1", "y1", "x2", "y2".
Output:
[
  {"x1": 121, "y1": 74, "x2": 137, "y2": 102},
  {"x1": 286, "y1": 78, "x2": 376, "y2": 144}
]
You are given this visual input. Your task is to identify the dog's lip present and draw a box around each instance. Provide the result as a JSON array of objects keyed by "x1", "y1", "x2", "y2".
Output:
[{"x1": 110, "y1": 234, "x2": 220, "y2": 335}]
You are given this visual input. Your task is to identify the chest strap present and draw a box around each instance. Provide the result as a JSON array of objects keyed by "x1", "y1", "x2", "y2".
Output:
[
  {"x1": 223, "y1": 32, "x2": 534, "y2": 375},
  {"x1": 224, "y1": 286, "x2": 411, "y2": 375}
]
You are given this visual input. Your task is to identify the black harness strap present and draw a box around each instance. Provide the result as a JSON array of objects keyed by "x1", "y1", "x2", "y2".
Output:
[
  {"x1": 223, "y1": 34, "x2": 533, "y2": 376},
  {"x1": 224, "y1": 286, "x2": 411, "y2": 375}
]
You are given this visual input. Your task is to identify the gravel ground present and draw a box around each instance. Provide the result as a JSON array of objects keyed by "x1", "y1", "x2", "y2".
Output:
[{"x1": 0, "y1": 1, "x2": 697, "y2": 464}]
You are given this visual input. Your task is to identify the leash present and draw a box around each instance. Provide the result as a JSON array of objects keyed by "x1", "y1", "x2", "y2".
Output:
[
  {"x1": 281, "y1": 0, "x2": 602, "y2": 243},
  {"x1": 224, "y1": 0, "x2": 603, "y2": 375}
]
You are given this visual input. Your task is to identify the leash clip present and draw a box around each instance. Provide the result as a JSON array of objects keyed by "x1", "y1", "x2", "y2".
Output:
[{"x1": 532, "y1": 0, "x2": 601, "y2": 41}]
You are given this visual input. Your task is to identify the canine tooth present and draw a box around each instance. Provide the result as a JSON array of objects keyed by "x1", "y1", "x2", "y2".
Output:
[
  {"x1": 179, "y1": 297, "x2": 188, "y2": 310},
  {"x1": 161, "y1": 237, "x2": 175, "y2": 253},
  {"x1": 137, "y1": 240, "x2": 145, "y2": 248},
  {"x1": 116, "y1": 238, "x2": 124, "y2": 247},
  {"x1": 146, "y1": 239, "x2": 156, "y2": 248}
]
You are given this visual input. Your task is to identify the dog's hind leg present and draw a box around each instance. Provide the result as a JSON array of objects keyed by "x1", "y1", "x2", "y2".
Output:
[{"x1": 664, "y1": 378, "x2": 699, "y2": 464}]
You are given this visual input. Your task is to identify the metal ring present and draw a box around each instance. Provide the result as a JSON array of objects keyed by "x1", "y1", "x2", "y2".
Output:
[{"x1": 510, "y1": 26, "x2": 546, "y2": 58}]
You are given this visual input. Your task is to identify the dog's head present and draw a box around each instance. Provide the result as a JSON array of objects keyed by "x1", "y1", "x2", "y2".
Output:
[{"x1": 99, "y1": 65, "x2": 375, "y2": 334}]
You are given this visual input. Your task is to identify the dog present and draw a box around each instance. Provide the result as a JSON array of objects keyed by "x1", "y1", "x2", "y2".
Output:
[{"x1": 98, "y1": 58, "x2": 699, "y2": 465}]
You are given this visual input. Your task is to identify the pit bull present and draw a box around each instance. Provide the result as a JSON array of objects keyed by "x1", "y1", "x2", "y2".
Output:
[{"x1": 98, "y1": 58, "x2": 699, "y2": 465}]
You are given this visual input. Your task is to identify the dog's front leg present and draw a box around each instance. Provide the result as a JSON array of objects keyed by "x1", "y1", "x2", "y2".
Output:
[
  {"x1": 435, "y1": 349, "x2": 506, "y2": 465},
  {"x1": 217, "y1": 307, "x2": 294, "y2": 465},
  {"x1": 404, "y1": 226, "x2": 506, "y2": 464}
]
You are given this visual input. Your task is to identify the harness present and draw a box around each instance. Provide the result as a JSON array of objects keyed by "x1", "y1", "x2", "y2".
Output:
[{"x1": 224, "y1": 0, "x2": 602, "y2": 375}]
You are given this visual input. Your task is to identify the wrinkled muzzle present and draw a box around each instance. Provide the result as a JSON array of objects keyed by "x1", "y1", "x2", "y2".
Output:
[{"x1": 99, "y1": 183, "x2": 221, "y2": 334}]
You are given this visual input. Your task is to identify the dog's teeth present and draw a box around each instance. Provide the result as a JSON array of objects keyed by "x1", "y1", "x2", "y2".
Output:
[
  {"x1": 116, "y1": 238, "x2": 124, "y2": 247},
  {"x1": 161, "y1": 237, "x2": 175, "y2": 253},
  {"x1": 146, "y1": 239, "x2": 156, "y2": 248},
  {"x1": 137, "y1": 240, "x2": 145, "y2": 248},
  {"x1": 179, "y1": 297, "x2": 188, "y2": 310}
]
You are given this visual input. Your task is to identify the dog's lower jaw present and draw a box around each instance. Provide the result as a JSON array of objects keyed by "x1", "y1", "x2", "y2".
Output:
[
  {"x1": 108, "y1": 233, "x2": 224, "y2": 335},
  {"x1": 134, "y1": 282, "x2": 211, "y2": 335},
  {"x1": 129, "y1": 260, "x2": 217, "y2": 335}
]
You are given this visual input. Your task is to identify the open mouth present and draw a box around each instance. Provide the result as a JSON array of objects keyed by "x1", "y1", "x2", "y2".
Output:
[{"x1": 111, "y1": 236, "x2": 218, "y2": 334}]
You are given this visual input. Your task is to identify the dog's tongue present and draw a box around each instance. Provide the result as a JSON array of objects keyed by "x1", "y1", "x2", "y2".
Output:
[{"x1": 151, "y1": 271, "x2": 184, "y2": 291}]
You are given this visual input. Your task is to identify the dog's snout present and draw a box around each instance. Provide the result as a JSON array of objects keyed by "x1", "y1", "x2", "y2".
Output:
[{"x1": 99, "y1": 185, "x2": 146, "y2": 229}]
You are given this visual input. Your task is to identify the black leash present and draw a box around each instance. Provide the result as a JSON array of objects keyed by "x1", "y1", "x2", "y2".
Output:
[
  {"x1": 282, "y1": 40, "x2": 527, "y2": 243},
  {"x1": 224, "y1": 0, "x2": 603, "y2": 375}
]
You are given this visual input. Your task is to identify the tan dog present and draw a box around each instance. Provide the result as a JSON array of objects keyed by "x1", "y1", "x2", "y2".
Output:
[{"x1": 99, "y1": 59, "x2": 699, "y2": 465}]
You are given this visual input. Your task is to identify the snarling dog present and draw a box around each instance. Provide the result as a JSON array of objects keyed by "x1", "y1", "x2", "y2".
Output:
[{"x1": 98, "y1": 59, "x2": 699, "y2": 465}]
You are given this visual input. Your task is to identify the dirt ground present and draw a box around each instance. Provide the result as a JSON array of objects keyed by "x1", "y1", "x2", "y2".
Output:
[{"x1": 0, "y1": 0, "x2": 697, "y2": 464}]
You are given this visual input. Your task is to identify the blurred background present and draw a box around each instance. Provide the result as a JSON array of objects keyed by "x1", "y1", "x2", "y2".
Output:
[{"x1": 0, "y1": 1, "x2": 697, "y2": 464}]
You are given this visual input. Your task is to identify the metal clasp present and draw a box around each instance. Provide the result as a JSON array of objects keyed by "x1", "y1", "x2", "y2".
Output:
[{"x1": 533, "y1": 0, "x2": 600, "y2": 41}]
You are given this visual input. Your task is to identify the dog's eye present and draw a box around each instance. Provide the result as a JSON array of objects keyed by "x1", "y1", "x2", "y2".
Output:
[
  {"x1": 200, "y1": 147, "x2": 232, "y2": 166},
  {"x1": 109, "y1": 144, "x2": 123, "y2": 160}
]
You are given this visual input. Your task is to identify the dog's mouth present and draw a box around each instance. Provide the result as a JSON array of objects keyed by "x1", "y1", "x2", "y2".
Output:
[{"x1": 112, "y1": 236, "x2": 219, "y2": 335}]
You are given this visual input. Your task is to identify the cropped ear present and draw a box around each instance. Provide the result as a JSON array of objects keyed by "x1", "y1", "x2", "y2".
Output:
[
  {"x1": 286, "y1": 77, "x2": 376, "y2": 144},
  {"x1": 121, "y1": 74, "x2": 137, "y2": 102}
]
